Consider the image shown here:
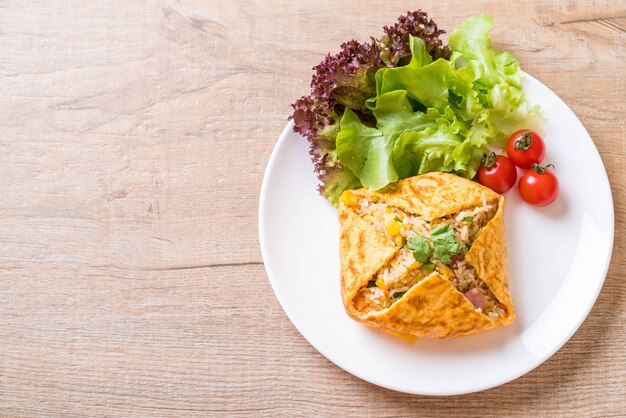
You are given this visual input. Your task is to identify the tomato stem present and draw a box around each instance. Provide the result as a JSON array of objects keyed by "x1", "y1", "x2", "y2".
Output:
[
  {"x1": 514, "y1": 132, "x2": 533, "y2": 151},
  {"x1": 531, "y1": 163, "x2": 554, "y2": 174},
  {"x1": 481, "y1": 152, "x2": 496, "y2": 169}
]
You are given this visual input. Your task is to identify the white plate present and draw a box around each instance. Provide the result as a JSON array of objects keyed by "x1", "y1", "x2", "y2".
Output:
[{"x1": 258, "y1": 74, "x2": 614, "y2": 395}]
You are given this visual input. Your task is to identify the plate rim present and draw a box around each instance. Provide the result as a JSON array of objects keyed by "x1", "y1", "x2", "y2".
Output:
[{"x1": 258, "y1": 72, "x2": 615, "y2": 395}]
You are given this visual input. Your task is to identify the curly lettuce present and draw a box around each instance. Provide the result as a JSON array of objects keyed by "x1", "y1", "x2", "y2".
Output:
[{"x1": 290, "y1": 11, "x2": 451, "y2": 204}]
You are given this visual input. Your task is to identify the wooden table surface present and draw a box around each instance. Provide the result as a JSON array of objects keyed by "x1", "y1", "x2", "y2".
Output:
[{"x1": 0, "y1": 1, "x2": 624, "y2": 416}]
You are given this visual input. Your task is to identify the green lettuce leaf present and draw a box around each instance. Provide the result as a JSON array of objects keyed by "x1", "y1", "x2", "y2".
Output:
[
  {"x1": 321, "y1": 168, "x2": 362, "y2": 204},
  {"x1": 370, "y1": 90, "x2": 436, "y2": 135},
  {"x1": 449, "y1": 14, "x2": 505, "y2": 89},
  {"x1": 370, "y1": 37, "x2": 451, "y2": 111},
  {"x1": 336, "y1": 109, "x2": 398, "y2": 190},
  {"x1": 449, "y1": 13, "x2": 544, "y2": 141}
]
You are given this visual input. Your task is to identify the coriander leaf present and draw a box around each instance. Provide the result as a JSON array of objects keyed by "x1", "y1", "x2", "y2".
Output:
[
  {"x1": 407, "y1": 235, "x2": 432, "y2": 263},
  {"x1": 434, "y1": 249, "x2": 451, "y2": 265},
  {"x1": 429, "y1": 225, "x2": 461, "y2": 265},
  {"x1": 393, "y1": 215, "x2": 402, "y2": 222},
  {"x1": 423, "y1": 262, "x2": 434, "y2": 271},
  {"x1": 462, "y1": 216, "x2": 474, "y2": 222},
  {"x1": 392, "y1": 291, "x2": 407, "y2": 299}
]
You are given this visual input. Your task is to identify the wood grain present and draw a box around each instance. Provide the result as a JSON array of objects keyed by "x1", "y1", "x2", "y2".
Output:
[{"x1": 0, "y1": 0, "x2": 624, "y2": 416}]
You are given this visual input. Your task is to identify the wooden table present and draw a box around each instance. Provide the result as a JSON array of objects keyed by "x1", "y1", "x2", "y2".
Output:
[{"x1": 1, "y1": 1, "x2": 624, "y2": 416}]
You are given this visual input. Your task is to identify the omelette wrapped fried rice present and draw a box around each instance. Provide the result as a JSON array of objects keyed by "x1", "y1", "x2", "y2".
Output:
[{"x1": 339, "y1": 172, "x2": 515, "y2": 341}]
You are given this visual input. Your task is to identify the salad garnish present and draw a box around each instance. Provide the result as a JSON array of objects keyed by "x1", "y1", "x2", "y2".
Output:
[
  {"x1": 518, "y1": 163, "x2": 559, "y2": 206},
  {"x1": 477, "y1": 152, "x2": 517, "y2": 194},
  {"x1": 290, "y1": 11, "x2": 544, "y2": 205},
  {"x1": 406, "y1": 224, "x2": 461, "y2": 266},
  {"x1": 506, "y1": 129, "x2": 546, "y2": 169}
]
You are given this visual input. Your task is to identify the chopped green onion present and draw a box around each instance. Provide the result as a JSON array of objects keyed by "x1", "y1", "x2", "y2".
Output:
[
  {"x1": 423, "y1": 262, "x2": 434, "y2": 271},
  {"x1": 392, "y1": 291, "x2": 406, "y2": 299},
  {"x1": 393, "y1": 215, "x2": 402, "y2": 222},
  {"x1": 462, "y1": 216, "x2": 474, "y2": 222},
  {"x1": 366, "y1": 280, "x2": 377, "y2": 288}
]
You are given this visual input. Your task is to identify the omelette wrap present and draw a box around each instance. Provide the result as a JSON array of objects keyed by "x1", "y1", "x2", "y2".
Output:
[{"x1": 339, "y1": 172, "x2": 515, "y2": 341}]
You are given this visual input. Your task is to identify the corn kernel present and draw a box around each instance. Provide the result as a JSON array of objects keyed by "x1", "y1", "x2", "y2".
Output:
[
  {"x1": 385, "y1": 207, "x2": 392, "y2": 213},
  {"x1": 385, "y1": 217, "x2": 400, "y2": 236},
  {"x1": 340, "y1": 190, "x2": 358, "y2": 206},
  {"x1": 394, "y1": 235, "x2": 405, "y2": 246},
  {"x1": 375, "y1": 277, "x2": 388, "y2": 290}
]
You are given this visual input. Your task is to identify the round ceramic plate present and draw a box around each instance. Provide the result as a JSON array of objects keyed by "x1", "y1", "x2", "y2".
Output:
[{"x1": 258, "y1": 74, "x2": 614, "y2": 395}]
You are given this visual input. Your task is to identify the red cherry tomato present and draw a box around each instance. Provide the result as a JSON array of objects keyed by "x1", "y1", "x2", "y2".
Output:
[
  {"x1": 477, "y1": 153, "x2": 517, "y2": 194},
  {"x1": 519, "y1": 163, "x2": 559, "y2": 206},
  {"x1": 506, "y1": 129, "x2": 546, "y2": 169}
]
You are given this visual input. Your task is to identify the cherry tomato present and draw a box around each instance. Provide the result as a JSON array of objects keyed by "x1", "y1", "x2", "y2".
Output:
[
  {"x1": 477, "y1": 152, "x2": 517, "y2": 194},
  {"x1": 519, "y1": 163, "x2": 559, "y2": 206},
  {"x1": 506, "y1": 129, "x2": 546, "y2": 169}
]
